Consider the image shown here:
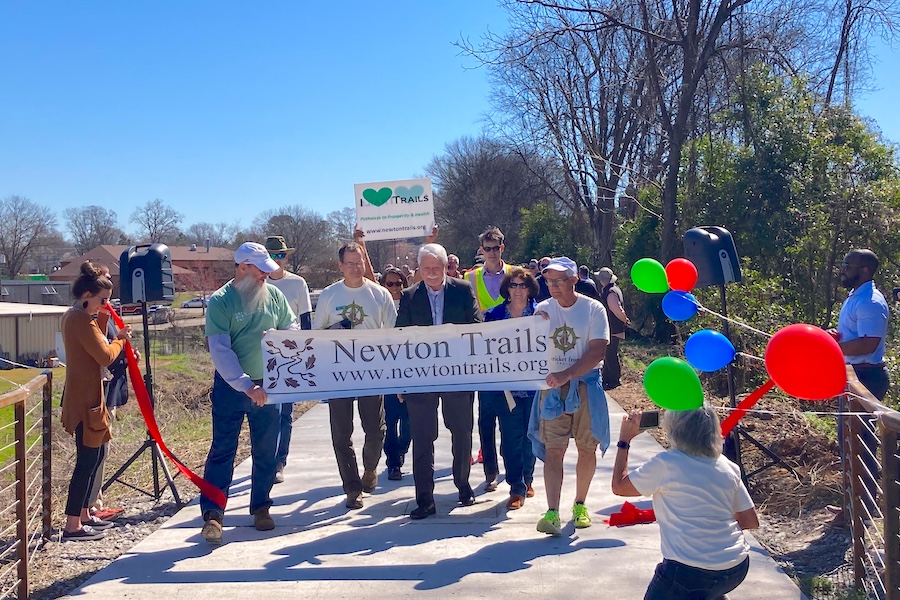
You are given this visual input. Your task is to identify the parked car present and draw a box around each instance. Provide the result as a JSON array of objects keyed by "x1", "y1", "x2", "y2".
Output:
[
  {"x1": 120, "y1": 304, "x2": 143, "y2": 315},
  {"x1": 147, "y1": 305, "x2": 174, "y2": 325},
  {"x1": 181, "y1": 295, "x2": 210, "y2": 308}
]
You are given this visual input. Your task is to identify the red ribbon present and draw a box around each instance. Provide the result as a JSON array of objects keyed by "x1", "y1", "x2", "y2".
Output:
[
  {"x1": 105, "y1": 308, "x2": 227, "y2": 509},
  {"x1": 604, "y1": 501, "x2": 656, "y2": 526},
  {"x1": 720, "y1": 379, "x2": 776, "y2": 438}
]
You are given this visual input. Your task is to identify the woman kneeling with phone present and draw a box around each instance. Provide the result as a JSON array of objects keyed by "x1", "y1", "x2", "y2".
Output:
[{"x1": 612, "y1": 404, "x2": 759, "y2": 600}]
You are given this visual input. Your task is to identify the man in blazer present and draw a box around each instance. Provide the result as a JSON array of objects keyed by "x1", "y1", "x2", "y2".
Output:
[{"x1": 396, "y1": 243, "x2": 482, "y2": 519}]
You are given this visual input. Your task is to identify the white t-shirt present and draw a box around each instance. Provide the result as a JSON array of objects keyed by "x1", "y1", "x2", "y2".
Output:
[
  {"x1": 268, "y1": 271, "x2": 312, "y2": 325},
  {"x1": 629, "y1": 450, "x2": 754, "y2": 570},
  {"x1": 313, "y1": 279, "x2": 397, "y2": 331},
  {"x1": 535, "y1": 294, "x2": 609, "y2": 373}
]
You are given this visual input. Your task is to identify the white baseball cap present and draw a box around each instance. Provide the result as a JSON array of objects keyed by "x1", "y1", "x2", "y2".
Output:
[
  {"x1": 542, "y1": 257, "x2": 577, "y2": 277},
  {"x1": 234, "y1": 242, "x2": 279, "y2": 273}
]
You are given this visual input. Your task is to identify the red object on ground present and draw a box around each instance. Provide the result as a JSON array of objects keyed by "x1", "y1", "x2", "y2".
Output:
[
  {"x1": 604, "y1": 501, "x2": 656, "y2": 526},
  {"x1": 105, "y1": 309, "x2": 227, "y2": 509},
  {"x1": 93, "y1": 507, "x2": 125, "y2": 520}
]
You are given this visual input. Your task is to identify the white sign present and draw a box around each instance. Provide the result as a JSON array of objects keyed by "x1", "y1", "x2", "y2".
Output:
[
  {"x1": 353, "y1": 177, "x2": 434, "y2": 241},
  {"x1": 261, "y1": 317, "x2": 551, "y2": 403}
]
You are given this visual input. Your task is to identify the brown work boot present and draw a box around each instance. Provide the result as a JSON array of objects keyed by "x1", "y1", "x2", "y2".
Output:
[
  {"x1": 506, "y1": 494, "x2": 525, "y2": 510},
  {"x1": 253, "y1": 507, "x2": 275, "y2": 531},
  {"x1": 201, "y1": 517, "x2": 223, "y2": 544},
  {"x1": 362, "y1": 470, "x2": 377, "y2": 493}
]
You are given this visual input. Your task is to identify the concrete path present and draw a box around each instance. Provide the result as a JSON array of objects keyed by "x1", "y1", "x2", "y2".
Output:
[{"x1": 66, "y1": 396, "x2": 805, "y2": 599}]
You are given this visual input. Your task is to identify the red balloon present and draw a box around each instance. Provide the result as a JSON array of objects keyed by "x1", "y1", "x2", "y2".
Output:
[
  {"x1": 665, "y1": 258, "x2": 698, "y2": 292},
  {"x1": 764, "y1": 324, "x2": 847, "y2": 400}
]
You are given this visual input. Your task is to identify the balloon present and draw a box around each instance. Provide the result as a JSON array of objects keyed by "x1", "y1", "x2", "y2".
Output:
[
  {"x1": 662, "y1": 291, "x2": 699, "y2": 321},
  {"x1": 643, "y1": 357, "x2": 704, "y2": 411},
  {"x1": 685, "y1": 330, "x2": 735, "y2": 372},
  {"x1": 765, "y1": 324, "x2": 847, "y2": 400},
  {"x1": 666, "y1": 258, "x2": 698, "y2": 291},
  {"x1": 631, "y1": 258, "x2": 669, "y2": 293}
]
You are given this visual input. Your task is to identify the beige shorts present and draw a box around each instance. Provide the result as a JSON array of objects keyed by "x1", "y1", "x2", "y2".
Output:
[{"x1": 538, "y1": 381, "x2": 599, "y2": 451}]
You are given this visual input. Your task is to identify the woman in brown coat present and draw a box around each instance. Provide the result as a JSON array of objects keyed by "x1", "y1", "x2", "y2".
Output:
[{"x1": 60, "y1": 262, "x2": 132, "y2": 541}]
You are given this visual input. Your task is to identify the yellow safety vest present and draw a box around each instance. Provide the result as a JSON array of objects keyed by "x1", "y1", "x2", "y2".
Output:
[{"x1": 467, "y1": 264, "x2": 511, "y2": 313}]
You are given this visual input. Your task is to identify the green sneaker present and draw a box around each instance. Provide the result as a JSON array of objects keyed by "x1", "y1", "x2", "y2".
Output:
[
  {"x1": 573, "y1": 503, "x2": 592, "y2": 528},
  {"x1": 537, "y1": 509, "x2": 562, "y2": 536}
]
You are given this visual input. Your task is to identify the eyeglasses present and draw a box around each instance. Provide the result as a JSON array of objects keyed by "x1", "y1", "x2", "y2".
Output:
[
  {"x1": 482, "y1": 245, "x2": 502, "y2": 253},
  {"x1": 384, "y1": 281, "x2": 403, "y2": 288},
  {"x1": 270, "y1": 253, "x2": 287, "y2": 260},
  {"x1": 99, "y1": 297, "x2": 109, "y2": 305},
  {"x1": 841, "y1": 262, "x2": 862, "y2": 269},
  {"x1": 545, "y1": 278, "x2": 570, "y2": 287},
  {"x1": 508, "y1": 282, "x2": 528, "y2": 289}
]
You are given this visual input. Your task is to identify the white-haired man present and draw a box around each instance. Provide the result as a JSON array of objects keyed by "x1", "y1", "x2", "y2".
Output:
[
  {"x1": 396, "y1": 243, "x2": 482, "y2": 519},
  {"x1": 200, "y1": 242, "x2": 296, "y2": 543}
]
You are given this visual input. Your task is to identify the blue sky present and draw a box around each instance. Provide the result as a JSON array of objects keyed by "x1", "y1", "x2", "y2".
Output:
[{"x1": 1, "y1": 2, "x2": 897, "y2": 236}]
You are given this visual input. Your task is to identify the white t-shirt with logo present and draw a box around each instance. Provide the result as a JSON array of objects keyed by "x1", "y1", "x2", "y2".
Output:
[
  {"x1": 268, "y1": 271, "x2": 312, "y2": 325},
  {"x1": 313, "y1": 279, "x2": 397, "y2": 331},
  {"x1": 535, "y1": 294, "x2": 609, "y2": 373},
  {"x1": 629, "y1": 450, "x2": 754, "y2": 570}
]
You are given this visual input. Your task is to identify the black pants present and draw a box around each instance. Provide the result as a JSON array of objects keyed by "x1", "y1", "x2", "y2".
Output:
[
  {"x1": 644, "y1": 557, "x2": 749, "y2": 600},
  {"x1": 405, "y1": 391, "x2": 474, "y2": 507},
  {"x1": 602, "y1": 336, "x2": 622, "y2": 388},
  {"x1": 328, "y1": 395, "x2": 385, "y2": 497},
  {"x1": 65, "y1": 423, "x2": 106, "y2": 517}
]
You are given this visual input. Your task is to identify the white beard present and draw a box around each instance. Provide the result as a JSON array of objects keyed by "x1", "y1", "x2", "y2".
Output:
[{"x1": 234, "y1": 276, "x2": 267, "y2": 314}]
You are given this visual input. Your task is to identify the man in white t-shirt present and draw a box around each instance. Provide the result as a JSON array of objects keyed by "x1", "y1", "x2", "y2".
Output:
[
  {"x1": 314, "y1": 242, "x2": 397, "y2": 509},
  {"x1": 264, "y1": 235, "x2": 313, "y2": 484},
  {"x1": 528, "y1": 257, "x2": 610, "y2": 536}
]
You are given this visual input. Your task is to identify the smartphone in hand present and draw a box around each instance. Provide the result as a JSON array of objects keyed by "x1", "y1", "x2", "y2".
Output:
[{"x1": 639, "y1": 410, "x2": 660, "y2": 430}]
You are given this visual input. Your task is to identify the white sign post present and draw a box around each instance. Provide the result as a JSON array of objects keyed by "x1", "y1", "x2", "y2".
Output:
[{"x1": 353, "y1": 178, "x2": 434, "y2": 241}]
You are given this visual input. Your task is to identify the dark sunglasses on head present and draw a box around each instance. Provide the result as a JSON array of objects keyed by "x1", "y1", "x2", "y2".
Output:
[
  {"x1": 384, "y1": 281, "x2": 404, "y2": 287},
  {"x1": 270, "y1": 252, "x2": 287, "y2": 260}
]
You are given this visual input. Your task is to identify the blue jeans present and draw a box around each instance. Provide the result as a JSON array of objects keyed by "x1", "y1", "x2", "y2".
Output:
[
  {"x1": 480, "y1": 391, "x2": 536, "y2": 497},
  {"x1": 384, "y1": 394, "x2": 410, "y2": 469},
  {"x1": 276, "y1": 402, "x2": 293, "y2": 467},
  {"x1": 478, "y1": 393, "x2": 500, "y2": 477},
  {"x1": 200, "y1": 372, "x2": 280, "y2": 521},
  {"x1": 644, "y1": 557, "x2": 749, "y2": 600}
]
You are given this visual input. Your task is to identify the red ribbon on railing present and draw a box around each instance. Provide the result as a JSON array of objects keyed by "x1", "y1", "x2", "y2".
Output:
[
  {"x1": 105, "y1": 308, "x2": 226, "y2": 509},
  {"x1": 720, "y1": 379, "x2": 776, "y2": 438}
]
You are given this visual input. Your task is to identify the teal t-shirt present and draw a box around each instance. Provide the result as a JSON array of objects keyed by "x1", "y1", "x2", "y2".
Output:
[{"x1": 205, "y1": 281, "x2": 295, "y2": 380}]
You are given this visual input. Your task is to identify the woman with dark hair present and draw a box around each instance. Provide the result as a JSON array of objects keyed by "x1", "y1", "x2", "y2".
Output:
[
  {"x1": 60, "y1": 261, "x2": 132, "y2": 540},
  {"x1": 612, "y1": 404, "x2": 759, "y2": 599},
  {"x1": 380, "y1": 267, "x2": 411, "y2": 480},
  {"x1": 481, "y1": 266, "x2": 540, "y2": 509}
]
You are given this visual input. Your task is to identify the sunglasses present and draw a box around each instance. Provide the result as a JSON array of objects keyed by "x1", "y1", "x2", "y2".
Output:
[
  {"x1": 384, "y1": 281, "x2": 404, "y2": 288},
  {"x1": 508, "y1": 282, "x2": 528, "y2": 289},
  {"x1": 482, "y1": 245, "x2": 502, "y2": 253},
  {"x1": 270, "y1": 252, "x2": 287, "y2": 260}
]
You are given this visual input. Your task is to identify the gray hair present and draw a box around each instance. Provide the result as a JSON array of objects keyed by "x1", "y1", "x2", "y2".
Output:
[
  {"x1": 663, "y1": 402, "x2": 723, "y2": 458},
  {"x1": 418, "y1": 243, "x2": 448, "y2": 266}
]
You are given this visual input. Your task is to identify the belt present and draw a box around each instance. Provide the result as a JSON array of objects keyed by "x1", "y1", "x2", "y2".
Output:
[{"x1": 852, "y1": 363, "x2": 885, "y2": 370}]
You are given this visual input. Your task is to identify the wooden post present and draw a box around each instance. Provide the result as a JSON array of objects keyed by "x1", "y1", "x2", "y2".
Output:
[
  {"x1": 15, "y1": 398, "x2": 27, "y2": 599},
  {"x1": 879, "y1": 413, "x2": 900, "y2": 599}
]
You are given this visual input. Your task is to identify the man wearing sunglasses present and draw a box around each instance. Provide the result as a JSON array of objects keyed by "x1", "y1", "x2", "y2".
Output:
[{"x1": 263, "y1": 236, "x2": 313, "y2": 485}]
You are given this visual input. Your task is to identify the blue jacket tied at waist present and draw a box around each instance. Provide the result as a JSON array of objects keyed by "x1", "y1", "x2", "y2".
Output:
[{"x1": 527, "y1": 369, "x2": 610, "y2": 461}]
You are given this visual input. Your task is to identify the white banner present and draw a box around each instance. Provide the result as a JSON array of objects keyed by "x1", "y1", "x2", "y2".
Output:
[
  {"x1": 354, "y1": 177, "x2": 434, "y2": 241},
  {"x1": 262, "y1": 316, "x2": 551, "y2": 403}
]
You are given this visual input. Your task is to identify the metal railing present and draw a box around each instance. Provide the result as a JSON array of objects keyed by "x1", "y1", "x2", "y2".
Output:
[
  {"x1": 839, "y1": 366, "x2": 900, "y2": 599},
  {"x1": 0, "y1": 372, "x2": 53, "y2": 600}
]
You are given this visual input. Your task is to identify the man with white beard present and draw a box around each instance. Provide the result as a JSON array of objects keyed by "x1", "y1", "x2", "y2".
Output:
[{"x1": 199, "y1": 242, "x2": 296, "y2": 544}]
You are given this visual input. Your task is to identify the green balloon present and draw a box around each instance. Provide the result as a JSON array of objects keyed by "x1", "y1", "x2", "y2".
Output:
[
  {"x1": 631, "y1": 258, "x2": 669, "y2": 293},
  {"x1": 643, "y1": 357, "x2": 704, "y2": 411}
]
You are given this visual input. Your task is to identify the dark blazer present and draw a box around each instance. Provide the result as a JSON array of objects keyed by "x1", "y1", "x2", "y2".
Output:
[{"x1": 396, "y1": 278, "x2": 482, "y2": 327}]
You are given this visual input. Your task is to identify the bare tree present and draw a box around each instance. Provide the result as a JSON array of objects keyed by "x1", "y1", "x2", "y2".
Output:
[
  {"x1": 183, "y1": 221, "x2": 241, "y2": 249},
  {"x1": 0, "y1": 196, "x2": 59, "y2": 279},
  {"x1": 252, "y1": 205, "x2": 333, "y2": 273},
  {"x1": 327, "y1": 207, "x2": 357, "y2": 243},
  {"x1": 63, "y1": 205, "x2": 124, "y2": 255},
  {"x1": 129, "y1": 199, "x2": 183, "y2": 243}
]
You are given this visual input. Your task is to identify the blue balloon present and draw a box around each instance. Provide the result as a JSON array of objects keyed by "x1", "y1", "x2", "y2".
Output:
[
  {"x1": 685, "y1": 330, "x2": 735, "y2": 372},
  {"x1": 662, "y1": 291, "x2": 699, "y2": 321}
]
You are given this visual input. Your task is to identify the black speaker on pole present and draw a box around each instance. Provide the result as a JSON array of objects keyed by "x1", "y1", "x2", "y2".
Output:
[
  {"x1": 105, "y1": 243, "x2": 182, "y2": 506},
  {"x1": 681, "y1": 226, "x2": 795, "y2": 483}
]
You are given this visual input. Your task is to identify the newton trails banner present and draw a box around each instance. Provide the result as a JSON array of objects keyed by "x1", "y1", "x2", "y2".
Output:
[
  {"x1": 354, "y1": 177, "x2": 434, "y2": 241},
  {"x1": 262, "y1": 316, "x2": 552, "y2": 403}
]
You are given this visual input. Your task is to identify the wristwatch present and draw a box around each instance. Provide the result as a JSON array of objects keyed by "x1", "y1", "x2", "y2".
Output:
[{"x1": 617, "y1": 440, "x2": 630, "y2": 450}]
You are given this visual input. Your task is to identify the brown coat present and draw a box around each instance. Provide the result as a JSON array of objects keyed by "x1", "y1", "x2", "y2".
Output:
[{"x1": 60, "y1": 308, "x2": 125, "y2": 448}]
